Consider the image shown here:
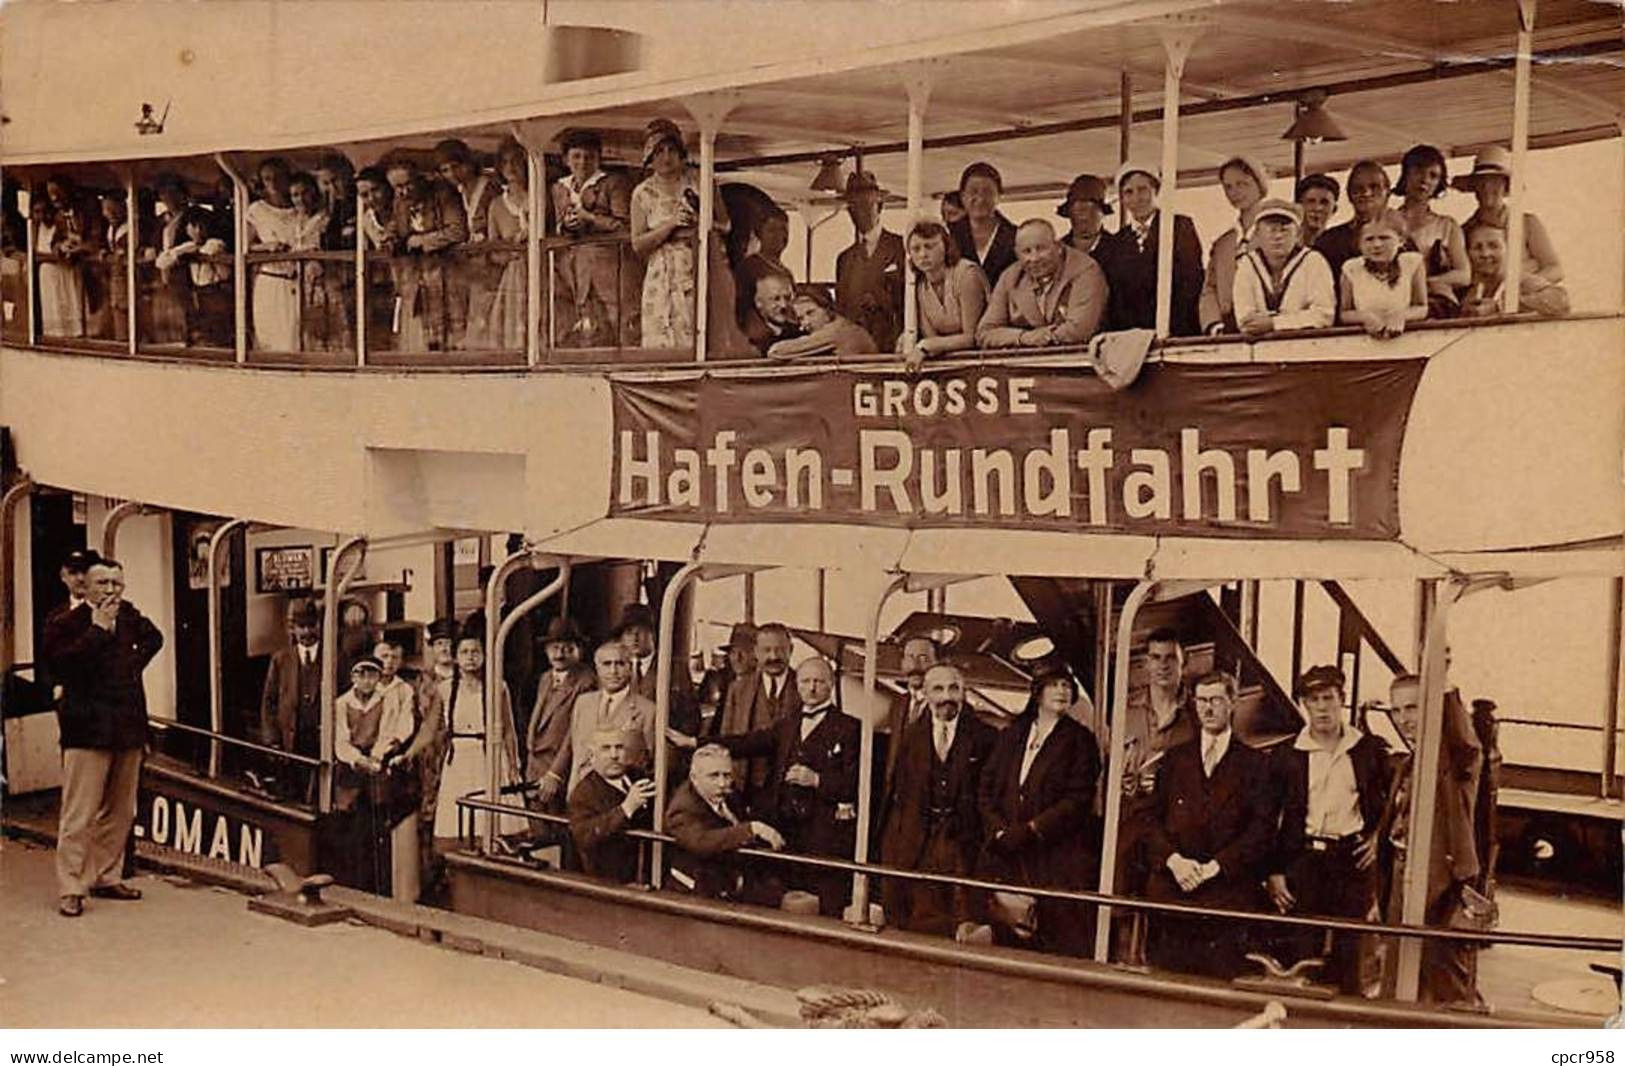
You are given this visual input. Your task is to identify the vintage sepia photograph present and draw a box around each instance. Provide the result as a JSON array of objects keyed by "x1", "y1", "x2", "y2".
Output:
[{"x1": 0, "y1": 0, "x2": 1621, "y2": 1047}]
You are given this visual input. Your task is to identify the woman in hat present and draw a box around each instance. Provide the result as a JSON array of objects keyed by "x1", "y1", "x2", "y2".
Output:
[
  {"x1": 898, "y1": 219, "x2": 989, "y2": 371},
  {"x1": 1105, "y1": 161, "x2": 1203, "y2": 335},
  {"x1": 1200, "y1": 154, "x2": 1272, "y2": 335},
  {"x1": 1231, "y1": 199, "x2": 1335, "y2": 336},
  {"x1": 946, "y1": 162, "x2": 1019, "y2": 288},
  {"x1": 1395, "y1": 143, "x2": 1469, "y2": 317},
  {"x1": 976, "y1": 664, "x2": 1100, "y2": 956},
  {"x1": 1454, "y1": 146, "x2": 1562, "y2": 286},
  {"x1": 629, "y1": 118, "x2": 749, "y2": 354}
]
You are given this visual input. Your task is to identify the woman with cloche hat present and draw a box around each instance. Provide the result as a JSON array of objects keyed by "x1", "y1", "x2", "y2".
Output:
[{"x1": 1453, "y1": 145, "x2": 1563, "y2": 286}]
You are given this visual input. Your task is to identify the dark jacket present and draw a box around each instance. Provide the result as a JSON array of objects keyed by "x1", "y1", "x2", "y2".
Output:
[
  {"x1": 721, "y1": 706, "x2": 860, "y2": 856},
  {"x1": 879, "y1": 712, "x2": 996, "y2": 873},
  {"x1": 1270, "y1": 729, "x2": 1392, "y2": 874},
  {"x1": 43, "y1": 601, "x2": 163, "y2": 750},
  {"x1": 1145, "y1": 734, "x2": 1275, "y2": 900},
  {"x1": 1100, "y1": 213, "x2": 1203, "y2": 336},
  {"x1": 568, "y1": 769, "x2": 650, "y2": 883},
  {"x1": 834, "y1": 229, "x2": 906, "y2": 353},
  {"x1": 718, "y1": 666, "x2": 801, "y2": 795},
  {"x1": 949, "y1": 214, "x2": 1019, "y2": 291},
  {"x1": 524, "y1": 663, "x2": 597, "y2": 783},
  {"x1": 259, "y1": 644, "x2": 323, "y2": 753},
  {"x1": 977, "y1": 711, "x2": 1100, "y2": 889},
  {"x1": 665, "y1": 779, "x2": 756, "y2": 899}
]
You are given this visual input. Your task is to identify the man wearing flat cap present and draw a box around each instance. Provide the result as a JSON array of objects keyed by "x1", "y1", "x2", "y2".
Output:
[
  {"x1": 1265, "y1": 665, "x2": 1391, "y2": 993},
  {"x1": 524, "y1": 615, "x2": 597, "y2": 811},
  {"x1": 834, "y1": 169, "x2": 904, "y2": 354}
]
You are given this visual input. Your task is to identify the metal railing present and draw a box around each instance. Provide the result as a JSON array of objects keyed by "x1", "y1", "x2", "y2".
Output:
[{"x1": 455, "y1": 791, "x2": 1623, "y2": 955}]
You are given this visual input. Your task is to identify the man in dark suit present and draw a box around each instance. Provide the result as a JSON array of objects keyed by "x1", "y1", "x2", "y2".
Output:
[
  {"x1": 1104, "y1": 161, "x2": 1204, "y2": 335},
  {"x1": 833, "y1": 170, "x2": 904, "y2": 353},
  {"x1": 569, "y1": 728, "x2": 657, "y2": 883},
  {"x1": 1265, "y1": 665, "x2": 1391, "y2": 993},
  {"x1": 665, "y1": 743, "x2": 785, "y2": 900},
  {"x1": 1145, "y1": 670, "x2": 1276, "y2": 979},
  {"x1": 44, "y1": 559, "x2": 163, "y2": 917},
  {"x1": 39, "y1": 548, "x2": 101, "y2": 705},
  {"x1": 976, "y1": 666, "x2": 1101, "y2": 954},
  {"x1": 717, "y1": 621, "x2": 800, "y2": 805},
  {"x1": 711, "y1": 656, "x2": 859, "y2": 916},
  {"x1": 881, "y1": 635, "x2": 938, "y2": 791},
  {"x1": 878, "y1": 662, "x2": 996, "y2": 936},
  {"x1": 525, "y1": 615, "x2": 597, "y2": 811},
  {"x1": 257, "y1": 597, "x2": 323, "y2": 799},
  {"x1": 743, "y1": 272, "x2": 804, "y2": 356}
]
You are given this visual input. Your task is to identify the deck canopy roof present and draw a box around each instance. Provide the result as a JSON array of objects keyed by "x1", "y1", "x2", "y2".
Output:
[{"x1": 5, "y1": 1, "x2": 1621, "y2": 202}]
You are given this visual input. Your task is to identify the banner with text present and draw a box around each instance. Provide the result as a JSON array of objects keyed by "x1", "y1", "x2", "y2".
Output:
[{"x1": 611, "y1": 362, "x2": 1425, "y2": 539}]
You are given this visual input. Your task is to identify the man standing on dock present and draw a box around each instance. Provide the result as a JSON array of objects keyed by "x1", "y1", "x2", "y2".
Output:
[{"x1": 43, "y1": 558, "x2": 163, "y2": 918}]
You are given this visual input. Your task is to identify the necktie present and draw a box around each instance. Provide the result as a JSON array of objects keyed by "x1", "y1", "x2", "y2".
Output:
[
  {"x1": 1202, "y1": 736, "x2": 1219, "y2": 777},
  {"x1": 769, "y1": 676, "x2": 781, "y2": 702},
  {"x1": 934, "y1": 719, "x2": 950, "y2": 763}
]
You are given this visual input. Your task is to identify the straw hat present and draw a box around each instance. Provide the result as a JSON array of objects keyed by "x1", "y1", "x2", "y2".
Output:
[{"x1": 1450, "y1": 146, "x2": 1513, "y2": 192}]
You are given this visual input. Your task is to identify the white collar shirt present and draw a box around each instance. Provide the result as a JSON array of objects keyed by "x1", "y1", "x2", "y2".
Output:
[
  {"x1": 859, "y1": 225, "x2": 883, "y2": 257},
  {"x1": 933, "y1": 713, "x2": 960, "y2": 763},
  {"x1": 1296, "y1": 725, "x2": 1366, "y2": 837},
  {"x1": 800, "y1": 702, "x2": 833, "y2": 741},
  {"x1": 762, "y1": 672, "x2": 787, "y2": 703},
  {"x1": 1019, "y1": 715, "x2": 1059, "y2": 786}
]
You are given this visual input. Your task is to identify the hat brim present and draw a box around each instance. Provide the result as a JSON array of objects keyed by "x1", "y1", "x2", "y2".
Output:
[
  {"x1": 1057, "y1": 198, "x2": 1112, "y2": 218},
  {"x1": 1450, "y1": 170, "x2": 1509, "y2": 192}
]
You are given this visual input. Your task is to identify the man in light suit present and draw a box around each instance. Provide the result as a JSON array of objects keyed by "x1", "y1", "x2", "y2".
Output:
[
  {"x1": 665, "y1": 744, "x2": 785, "y2": 901},
  {"x1": 878, "y1": 662, "x2": 996, "y2": 936},
  {"x1": 1144, "y1": 671, "x2": 1277, "y2": 979},
  {"x1": 717, "y1": 621, "x2": 800, "y2": 807},
  {"x1": 543, "y1": 640, "x2": 656, "y2": 796},
  {"x1": 525, "y1": 615, "x2": 597, "y2": 811},
  {"x1": 976, "y1": 219, "x2": 1107, "y2": 349}
]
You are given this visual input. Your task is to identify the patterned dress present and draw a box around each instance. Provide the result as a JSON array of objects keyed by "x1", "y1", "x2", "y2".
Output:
[{"x1": 633, "y1": 174, "x2": 697, "y2": 349}]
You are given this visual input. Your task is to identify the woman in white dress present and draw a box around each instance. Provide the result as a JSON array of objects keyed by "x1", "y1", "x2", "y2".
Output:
[
  {"x1": 482, "y1": 139, "x2": 531, "y2": 351},
  {"x1": 245, "y1": 157, "x2": 304, "y2": 352},
  {"x1": 1338, "y1": 211, "x2": 1427, "y2": 339},
  {"x1": 630, "y1": 119, "x2": 700, "y2": 350},
  {"x1": 36, "y1": 177, "x2": 91, "y2": 338}
]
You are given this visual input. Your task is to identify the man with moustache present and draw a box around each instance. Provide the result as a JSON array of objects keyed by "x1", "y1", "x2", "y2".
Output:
[
  {"x1": 882, "y1": 636, "x2": 939, "y2": 791},
  {"x1": 524, "y1": 615, "x2": 597, "y2": 812},
  {"x1": 569, "y1": 728, "x2": 658, "y2": 883},
  {"x1": 665, "y1": 743, "x2": 786, "y2": 901},
  {"x1": 44, "y1": 559, "x2": 163, "y2": 917},
  {"x1": 257, "y1": 598, "x2": 323, "y2": 800},
  {"x1": 1265, "y1": 666, "x2": 1391, "y2": 993},
  {"x1": 546, "y1": 640, "x2": 656, "y2": 795},
  {"x1": 717, "y1": 622, "x2": 800, "y2": 806},
  {"x1": 743, "y1": 272, "x2": 805, "y2": 356},
  {"x1": 878, "y1": 662, "x2": 996, "y2": 936}
]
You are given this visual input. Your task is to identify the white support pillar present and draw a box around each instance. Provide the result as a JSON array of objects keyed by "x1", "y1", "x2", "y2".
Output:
[
  {"x1": 651, "y1": 560, "x2": 707, "y2": 886},
  {"x1": 24, "y1": 179, "x2": 36, "y2": 346},
  {"x1": 320, "y1": 536, "x2": 367, "y2": 815},
  {"x1": 489, "y1": 558, "x2": 569, "y2": 848},
  {"x1": 205, "y1": 518, "x2": 248, "y2": 779},
  {"x1": 527, "y1": 147, "x2": 544, "y2": 368},
  {"x1": 851, "y1": 573, "x2": 908, "y2": 923},
  {"x1": 1504, "y1": 0, "x2": 1537, "y2": 313},
  {"x1": 215, "y1": 153, "x2": 249, "y2": 363},
  {"x1": 900, "y1": 65, "x2": 935, "y2": 352},
  {"x1": 682, "y1": 93, "x2": 738, "y2": 363},
  {"x1": 1094, "y1": 579, "x2": 1157, "y2": 962},
  {"x1": 1154, "y1": 23, "x2": 1199, "y2": 339},
  {"x1": 1393, "y1": 575, "x2": 1469, "y2": 1001},
  {"x1": 354, "y1": 188, "x2": 367, "y2": 367},
  {"x1": 124, "y1": 172, "x2": 138, "y2": 354}
]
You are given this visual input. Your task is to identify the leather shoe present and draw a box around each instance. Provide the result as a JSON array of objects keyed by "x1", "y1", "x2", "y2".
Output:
[
  {"x1": 89, "y1": 883, "x2": 142, "y2": 901},
  {"x1": 58, "y1": 895, "x2": 84, "y2": 917}
]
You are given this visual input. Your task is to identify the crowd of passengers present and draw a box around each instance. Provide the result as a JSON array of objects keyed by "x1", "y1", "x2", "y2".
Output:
[
  {"x1": 253, "y1": 585, "x2": 1501, "y2": 1006},
  {"x1": 4, "y1": 127, "x2": 1569, "y2": 356}
]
